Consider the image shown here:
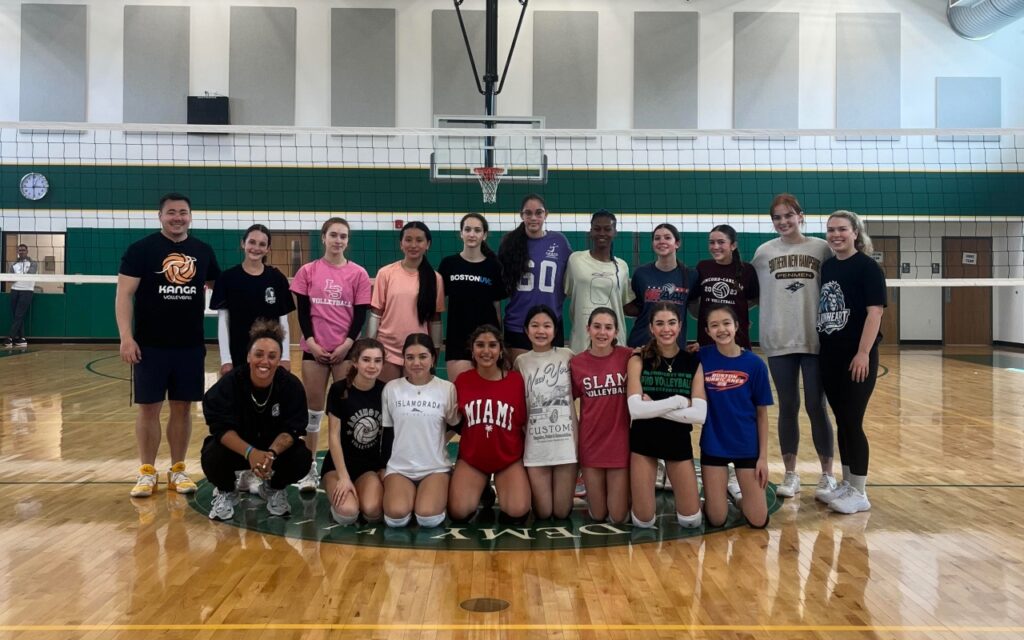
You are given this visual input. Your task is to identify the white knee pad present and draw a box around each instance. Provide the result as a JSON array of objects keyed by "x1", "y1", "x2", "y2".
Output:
[
  {"x1": 630, "y1": 510, "x2": 657, "y2": 529},
  {"x1": 306, "y1": 410, "x2": 324, "y2": 433},
  {"x1": 677, "y1": 510, "x2": 703, "y2": 529},
  {"x1": 330, "y1": 507, "x2": 359, "y2": 526},
  {"x1": 384, "y1": 513, "x2": 411, "y2": 528},
  {"x1": 416, "y1": 511, "x2": 446, "y2": 528}
]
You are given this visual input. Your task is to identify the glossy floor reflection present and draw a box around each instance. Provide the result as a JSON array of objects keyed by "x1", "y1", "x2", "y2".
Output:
[{"x1": 1, "y1": 345, "x2": 1023, "y2": 639}]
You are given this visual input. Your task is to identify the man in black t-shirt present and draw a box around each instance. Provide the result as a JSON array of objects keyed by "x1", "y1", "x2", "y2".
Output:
[{"x1": 116, "y1": 193, "x2": 221, "y2": 499}]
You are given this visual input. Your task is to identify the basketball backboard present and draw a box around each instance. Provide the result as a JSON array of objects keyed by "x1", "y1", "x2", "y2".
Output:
[{"x1": 429, "y1": 114, "x2": 548, "y2": 202}]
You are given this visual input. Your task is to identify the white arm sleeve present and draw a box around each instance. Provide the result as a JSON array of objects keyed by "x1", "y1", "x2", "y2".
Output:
[
  {"x1": 217, "y1": 309, "x2": 232, "y2": 365},
  {"x1": 664, "y1": 398, "x2": 707, "y2": 426},
  {"x1": 279, "y1": 314, "x2": 291, "y2": 361},
  {"x1": 627, "y1": 394, "x2": 686, "y2": 420},
  {"x1": 365, "y1": 311, "x2": 381, "y2": 339}
]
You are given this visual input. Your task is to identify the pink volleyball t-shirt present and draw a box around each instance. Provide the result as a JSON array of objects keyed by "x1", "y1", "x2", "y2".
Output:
[
  {"x1": 372, "y1": 262, "x2": 445, "y2": 365},
  {"x1": 290, "y1": 258, "x2": 372, "y2": 353}
]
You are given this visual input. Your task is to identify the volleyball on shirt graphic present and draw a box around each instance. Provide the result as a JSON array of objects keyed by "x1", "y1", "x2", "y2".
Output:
[
  {"x1": 347, "y1": 408, "x2": 382, "y2": 449},
  {"x1": 816, "y1": 281, "x2": 851, "y2": 334},
  {"x1": 157, "y1": 253, "x2": 197, "y2": 285}
]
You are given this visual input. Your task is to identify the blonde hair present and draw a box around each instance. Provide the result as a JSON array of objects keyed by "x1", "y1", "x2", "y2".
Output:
[{"x1": 828, "y1": 210, "x2": 873, "y2": 255}]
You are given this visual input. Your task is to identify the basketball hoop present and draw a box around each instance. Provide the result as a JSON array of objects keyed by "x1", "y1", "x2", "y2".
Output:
[{"x1": 473, "y1": 166, "x2": 505, "y2": 204}]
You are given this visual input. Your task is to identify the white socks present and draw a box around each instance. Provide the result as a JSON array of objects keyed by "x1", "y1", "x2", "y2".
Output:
[
  {"x1": 384, "y1": 513, "x2": 411, "y2": 528},
  {"x1": 330, "y1": 507, "x2": 358, "y2": 525},
  {"x1": 676, "y1": 510, "x2": 703, "y2": 529},
  {"x1": 416, "y1": 511, "x2": 446, "y2": 528},
  {"x1": 630, "y1": 511, "x2": 657, "y2": 529}
]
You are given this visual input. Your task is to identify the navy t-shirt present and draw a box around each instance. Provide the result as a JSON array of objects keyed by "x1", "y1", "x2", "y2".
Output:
[
  {"x1": 816, "y1": 252, "x2": 888, "y2": 350},
  {"x1": 698, "y1": 345, "x2": 773, "y2": 459},
  {"x1": 627, "y1": 262, "x2": 699, "y2": 347},
  {"x1": 119, "y1": 232, "x2": 221, "y2": 348},
  {"x1": 210, "y1": 265, "x2": 295, "y2": 366}
]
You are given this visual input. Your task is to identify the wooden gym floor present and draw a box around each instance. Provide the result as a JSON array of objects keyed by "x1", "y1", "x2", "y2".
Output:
[{"x1": 0, "y1": 344, "x2": 1022, "y2": 640}]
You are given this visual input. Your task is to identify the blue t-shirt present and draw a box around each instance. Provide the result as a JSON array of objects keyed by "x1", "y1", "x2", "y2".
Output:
[
  {"x1": 627, "y1": 262, "x2": 699, "y2": 347},
  {"x1": 503, "y1": 231, "x2": 572, "y2": 334},
  {"x1": 698, "y1": 345, "x2": 773, "y2": 459}
]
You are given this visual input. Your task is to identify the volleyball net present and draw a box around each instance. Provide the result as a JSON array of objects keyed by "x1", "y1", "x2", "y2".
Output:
[{"x1": 0, "y1": 121, "x2": 1021, "y2": 340}]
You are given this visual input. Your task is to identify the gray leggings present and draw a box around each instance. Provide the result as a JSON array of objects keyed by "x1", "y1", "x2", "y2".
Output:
[{"x1": 767, "y1": 354, "x2": 834, "y2": 459}]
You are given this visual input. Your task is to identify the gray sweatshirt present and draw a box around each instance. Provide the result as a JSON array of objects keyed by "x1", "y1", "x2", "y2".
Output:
[{"x1": 751, "y1": 236, "x2": 832, "y2": 357}]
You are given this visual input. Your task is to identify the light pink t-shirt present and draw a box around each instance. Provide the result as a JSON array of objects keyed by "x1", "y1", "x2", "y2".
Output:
[
  {"x1": 290, "y1": 258, "x2": 372, "y2": 352},
  {"x1": 371, "y1": 261, "x2": 445, "y2": 365}
]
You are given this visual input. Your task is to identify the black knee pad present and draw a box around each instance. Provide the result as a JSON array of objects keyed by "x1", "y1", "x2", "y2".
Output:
[
  {"x1": 498, "y1": 510, "x2": 529, "y2": 525},
  {"x1": 747, "y1": 515, "x2": 770, "y2": 530}
]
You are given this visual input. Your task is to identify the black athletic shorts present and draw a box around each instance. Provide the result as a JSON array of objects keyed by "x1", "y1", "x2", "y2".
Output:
[
  {"x1": 505, "y1": 317, "x2": 565, "y2": 351},
  {"x1": 444, "y1": 333, "x2": 473, "y2": 362},
  {"x1": 321, "y1": 450, "x2": 383, "y2": 482},
  {"x1": 700, "y1": 454, "x2": 758, "y2": 469},
  {"x1": 630, "y1": 421, "x2": 694, "y2": 461},
  {"x1": 133, "y1": 344, "x2": 205, "y2": 404}
]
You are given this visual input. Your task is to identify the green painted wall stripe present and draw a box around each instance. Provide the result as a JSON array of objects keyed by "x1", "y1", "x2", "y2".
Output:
[{"x1": 3, "y1": 165, "x2": 1022, "y2": 214}]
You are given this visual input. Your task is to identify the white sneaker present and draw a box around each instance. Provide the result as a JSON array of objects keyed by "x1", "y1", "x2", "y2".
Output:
[
  {"x1": 776, "y1": 471, "x2": 801, "y2": 498},
  {"x1": 819, "y1": 480, "x2": 850, "y2": 504},
  {"x1": 209, "y1": 489, "x2": 240, "y2": 520},
  {"x1": 236, "y1": 470, "x2": 262, "y2": 495},
  {"x1": 828, "y1": 486, "x2": 871, "y2": 514},
  {"x1": 727, "y1": 466, "x2": 742, "y2": 502},
  {"x1": 297, "y1": 462, "x2": 319, "y2": 493},
  {"x1": 814, "y1": 474, "x2": 838, "y2": 502},
  {"x1": 261, "y1": 485, "x2": 291, "y2": 516}
]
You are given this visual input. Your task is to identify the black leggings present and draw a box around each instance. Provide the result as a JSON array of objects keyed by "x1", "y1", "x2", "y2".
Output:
[
  {"x1": 819, "y1": 344, "x2": 878, "y2": 476},
  {"x1": 200, "y1": 436, "x2": 313, "y2": 492}
]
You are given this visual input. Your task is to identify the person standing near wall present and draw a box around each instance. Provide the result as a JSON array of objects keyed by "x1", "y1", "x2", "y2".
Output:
[
  {"x1": 6, "y1": 244, "x2": 37, "y2": 348},
  {"x1": 116, "y1": 193, "x2": 221, "y2": 499}
]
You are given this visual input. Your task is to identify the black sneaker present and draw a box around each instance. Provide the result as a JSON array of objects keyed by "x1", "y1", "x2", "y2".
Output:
[{"x1": 13, "y1": 339, "x2": 27, "y2": 348}]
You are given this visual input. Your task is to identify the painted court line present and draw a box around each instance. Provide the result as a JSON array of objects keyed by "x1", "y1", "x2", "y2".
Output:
[{"x1": 1, "y1": 623, "x2": 1023, "y2": 633}]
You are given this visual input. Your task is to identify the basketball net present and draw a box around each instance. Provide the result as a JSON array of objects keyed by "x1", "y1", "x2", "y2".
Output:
[{"x1": 473, "y1": 166, "x2": 505, "y2": 204}]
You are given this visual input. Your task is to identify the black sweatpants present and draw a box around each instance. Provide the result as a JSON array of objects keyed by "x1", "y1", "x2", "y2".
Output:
[
  {"x1": 9, "y1": 290, "x2": 33, "y2": 340},
  {"x1": 819, "y1": 343, "x2": 878, "y2": 476},
  {"x1": 200, "y1": 436, "x2": 312, "y2": 492}
]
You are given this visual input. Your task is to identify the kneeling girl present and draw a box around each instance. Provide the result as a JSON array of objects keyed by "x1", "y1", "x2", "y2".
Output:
[
  {"x1": 381, "y1": 334, "x2": 461, "y2": 528},
  {"x1": 627, "y1": 302, "x2": 707, "y2": 529},
  {"x1": 449, "y1": 325, "x2": 531, "y2": 522},
  {"x1": 699, "y1": 305, "x2": 773, "y2": 528},
  {"x1": 323, "y1": 338, "x2": 391, "y2": 525}
]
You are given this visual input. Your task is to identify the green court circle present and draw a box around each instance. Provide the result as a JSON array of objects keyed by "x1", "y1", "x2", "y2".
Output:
[{"x1": 189, "y1": 455, "x2": 783, "y2": 551}]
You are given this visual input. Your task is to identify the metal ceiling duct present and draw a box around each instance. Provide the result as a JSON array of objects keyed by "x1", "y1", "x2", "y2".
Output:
[{"x1": 947, "y1": 0, "x2": 1024, "y2": 39}]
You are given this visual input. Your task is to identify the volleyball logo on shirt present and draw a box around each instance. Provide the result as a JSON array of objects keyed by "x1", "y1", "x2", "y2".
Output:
[
  {"x1": 816, "y1": 281, "x2": 850, "y2": 334},
  {"x1": 347, "y1": 408, "x2": 382, "y2": 449},
  {"x1": 265, "y1": 287, "x2": 277, "y2": 305},
  {"x1": 710, "y1": 280, "x2": 733, "y2": 300},
  {"x1": 157, "y1": 253, "x2": 197, "y2": 284},
  {"x1": 704, "y1": 370, "x2": 749, "y2": 391}
]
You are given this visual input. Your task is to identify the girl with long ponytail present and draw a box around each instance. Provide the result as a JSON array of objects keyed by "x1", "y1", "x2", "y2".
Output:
[
  {"x1": 498, "y1": 194, "x2": 572, "y2": 365},
  {"x1": 692, "y1": 224, "x2": 759, "y2": 349},
  {"x1": 367, "y1": 221, "x2": 444, "y2": 382}
]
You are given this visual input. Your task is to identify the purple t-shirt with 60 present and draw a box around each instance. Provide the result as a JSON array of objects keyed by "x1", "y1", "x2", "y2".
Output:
[{"x1": 503, "y1": 232, "x2": 572, "y2": 334}]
